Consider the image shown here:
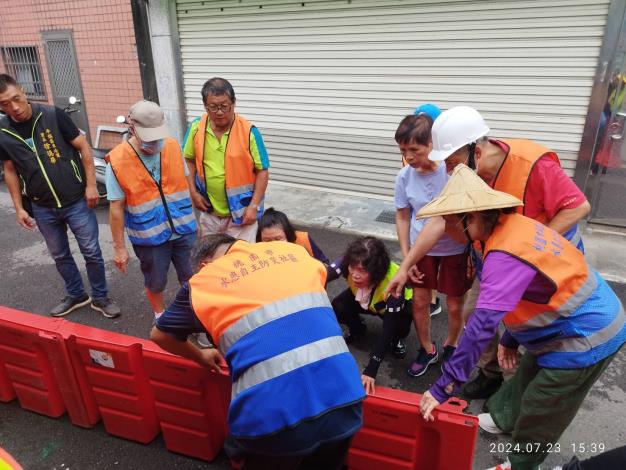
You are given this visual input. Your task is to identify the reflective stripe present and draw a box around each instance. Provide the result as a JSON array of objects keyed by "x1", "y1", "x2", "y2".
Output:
[
  {"x1": 506, "y1": 265, "x2": 598, "y2": 333},
  {"x1": 219, "y1": 291, "x2": 331, "y2": 353},
  {"x1": 126, "y1": 220, "x2": 170, "y2": 239},
  {"x1": 126, "y1": 197, "x2": 163, "y2": 215},
  {"x1": 527, "y1": 302, "x2": 626, "y2": 355},
  {"x1": 128, "y1": 192, "x2": 191, "y2": 215},
  {"x1": 231, "y1": 335, "x2": 348, "y2": 398},
  {"x1": 164, "y1": 190, "x2": 193, "y2": 204},
  {"x1": 230, "y1": 205, "x2": 247, "y2": 221},
  {"x1": 226, "y1": 183, "x2": 254, "y2": 197},
  {"x1": 172, "y1": 212, "x2": 196, "y2": 227},
  {"x1": 567, "y1": 225, "x2": 582, "y2": 249}
]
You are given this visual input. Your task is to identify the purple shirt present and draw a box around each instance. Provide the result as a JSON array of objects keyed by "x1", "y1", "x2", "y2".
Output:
[{"x1": 430, "y1": 251, "x2": 555, "y2": 403}]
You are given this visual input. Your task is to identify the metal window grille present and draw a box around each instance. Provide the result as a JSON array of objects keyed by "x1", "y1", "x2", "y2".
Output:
[{"x1": 0, "y1": 46, "x2": 46, "y2": 100}]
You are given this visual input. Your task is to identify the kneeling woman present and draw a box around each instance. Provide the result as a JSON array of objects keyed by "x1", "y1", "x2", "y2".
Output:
[
  {"x1": 332, "y1": 236, "x2": 413, "y2": 394},
  {"x1": 414, "y1": 165, "x2": 626, "y2": 470},
  {"x1": 256, "y1": 207, "x2": 329, "y2": 264}
]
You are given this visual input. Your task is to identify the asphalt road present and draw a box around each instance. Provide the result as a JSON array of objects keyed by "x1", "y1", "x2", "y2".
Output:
[{"x1": 1, "y1": 184, "x2": 625, "y2": 470}]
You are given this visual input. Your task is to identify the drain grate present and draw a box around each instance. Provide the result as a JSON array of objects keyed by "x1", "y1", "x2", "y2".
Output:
[{"x1": 375, "y1": 210, "x2": 396, "y2": 224}]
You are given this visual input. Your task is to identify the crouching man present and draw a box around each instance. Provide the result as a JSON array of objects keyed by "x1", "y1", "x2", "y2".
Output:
[{"x1": 151, "y1": 234, "x2": 364, "y2": 469}]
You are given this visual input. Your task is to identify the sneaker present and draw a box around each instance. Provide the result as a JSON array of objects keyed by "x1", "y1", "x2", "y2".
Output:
[
  {"x1": 407, "y1": 343, "x2": 438, "y2": 377},
  {"x1": 91, "y1": 298, "x2": 121, "y2": 318},
  {"x1": 429, "y1": 298, "x2": 442, "y2": 317},
  {"x1": 49, "y1": 294, "x2": 91, "y2": 317},
  {"x1": 391, "y1": 339, "x2": 407, "y2": 359},
  {"x1": 344, "y1": 322, "x2": 367, "y2": 344},
  {"x1": 485, "y1": 461, "x2": 511, "y2": 470},
  {"x1": 191, "y1": 333, "x2": 212, "y2": 348},
  {"x1": 440, "y1": 345, "x2": 456, "y2": 372},
  {"x1": 478, "y1": 413, "x2": 506, "y2": 435},
  {"x1": 462, "y1": 370, "x2": 503, "y2": 399}
]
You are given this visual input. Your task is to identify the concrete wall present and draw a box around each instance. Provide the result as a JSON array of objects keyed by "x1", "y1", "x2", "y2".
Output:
[
  {"x1": 0, "y1": 0, "x2": 143, "y2": 143},
  {"x1": 146, "y1": 0, "x2": 187, "y2": 143}
]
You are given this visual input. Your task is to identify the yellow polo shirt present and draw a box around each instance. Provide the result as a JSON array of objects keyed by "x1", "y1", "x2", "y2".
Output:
[{"x1": 183, "y1": 118, "x2": 269, "y2": 217}]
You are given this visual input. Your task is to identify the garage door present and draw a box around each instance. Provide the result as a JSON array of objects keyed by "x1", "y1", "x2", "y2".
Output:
[{"x1": 176, "y1": 0, "x2": 609, "y2": 198}]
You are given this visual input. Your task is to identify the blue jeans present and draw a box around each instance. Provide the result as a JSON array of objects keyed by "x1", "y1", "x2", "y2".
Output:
[{"x1": 32, "y1": 198, "x2": 108, "y2": 301}]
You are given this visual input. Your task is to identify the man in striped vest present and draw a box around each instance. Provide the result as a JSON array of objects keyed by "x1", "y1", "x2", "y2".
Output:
[
  {"x1": 151, "y1": 234, "x2": 364, "y2": 469},
  {"x1": 107, "y1": 101, "x2": 196, "y2": 319},
  {"x1": 183, "y1": 77, "x2": 270, "y2": 243}
]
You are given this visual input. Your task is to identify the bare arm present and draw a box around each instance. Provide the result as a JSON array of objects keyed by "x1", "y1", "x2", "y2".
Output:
[
  {"x1": 3, "y1": 159, "x2": 36, "y2": 230},
  {"x1": 242, "y1": 168, "x2": 269, "y2": 225},
  {"x1": 150, "y1": 327, "x2": 222, "y2": 372},
  {"x1": 399, "y1": 216, "x2": 446, "y2": 272},
  {"x1": 546, "y1": 201, "x2": 591, "y2": 235},
  {"x1": 386, "y1": 216, "x2": 446, "y2": 298},
  {"x1": 70, "y1": 134, "x2": 98, "y2": 208},
  {"x1": 109, "y1": 199, "x2": 129, "y2": 273},
  {"x1": 396, "y1": 208, "x2": 411, "y2": 257}
]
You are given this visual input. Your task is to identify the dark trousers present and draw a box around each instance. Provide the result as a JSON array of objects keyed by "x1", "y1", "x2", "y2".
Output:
[
  {"x1": 32, "y1": 198, "x2": 108, "y2": 300},
  {"x1": 242, "y1": 436, "x2": 353, "y2": 470},
  {"x1": 563, "y1": 445, "x2": 626, "y2": 470},
  {"x1": 486, "y1": 351, "x2": 619, "y2": 470},
  {"x1": 332, "y1": 288, "x2": 412, "y2": 342}
]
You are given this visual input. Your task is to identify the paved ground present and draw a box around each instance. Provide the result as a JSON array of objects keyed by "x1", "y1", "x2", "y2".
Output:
[{"x1": 0, "y1": 183, "x2": 625, "y2": 470}]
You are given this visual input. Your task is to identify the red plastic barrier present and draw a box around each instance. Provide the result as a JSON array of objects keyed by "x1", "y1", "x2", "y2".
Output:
[
  {"x1": 63, "y1": 324, "x2": 160, "y2": 443},
  {"x1": 348, "y1": 387, "x2": 478, "y2": 470},
  {"x1": 0, "y1": 351, "x2": 15, "y2": 403},
  {"x1": 141, "y1": 341, "x2": 231, "y2": 461},
  {"x1": 0, "y1": 307, "x2": 93, "y2": 426}
]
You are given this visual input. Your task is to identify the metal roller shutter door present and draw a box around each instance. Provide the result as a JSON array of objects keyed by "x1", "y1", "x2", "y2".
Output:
[{"x1": 176, "y1": 0, "x2": 609, "y2": 198}]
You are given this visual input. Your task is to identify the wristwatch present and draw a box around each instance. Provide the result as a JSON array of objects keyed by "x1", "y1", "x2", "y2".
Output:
[{"x1": 249, "y1": 202, "x2": 259, "y2": 209}]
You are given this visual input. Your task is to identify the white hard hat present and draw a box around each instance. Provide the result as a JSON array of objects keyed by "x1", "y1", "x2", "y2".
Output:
[{"x1": 428, "y1": 106, "x2": 490, "y2": 162}]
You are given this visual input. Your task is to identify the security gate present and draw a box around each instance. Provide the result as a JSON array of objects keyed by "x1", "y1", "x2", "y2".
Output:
[
  {"x1": 42, "y1": 30, "x2": 90, "y2": 140},
  {"x1": 175, "y1": 0, "x2": 610, "y2": 199}
]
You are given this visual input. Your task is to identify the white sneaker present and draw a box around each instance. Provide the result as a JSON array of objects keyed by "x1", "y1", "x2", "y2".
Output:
[
  {"x1": 485, "y1": 461, "x2": 511, "y2": 470},
  {"x1": 478, "y1": 413, "x2": 506, "y2": 434}
]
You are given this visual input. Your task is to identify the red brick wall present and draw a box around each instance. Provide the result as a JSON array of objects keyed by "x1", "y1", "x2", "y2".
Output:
[{"x1": 0, "y1": 0, "x2": 143, "y2": 144}]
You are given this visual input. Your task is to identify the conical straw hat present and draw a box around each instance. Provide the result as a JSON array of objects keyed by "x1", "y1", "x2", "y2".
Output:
[{"x1": 416, "y1": 164, "x2": 523, "y2": 219}]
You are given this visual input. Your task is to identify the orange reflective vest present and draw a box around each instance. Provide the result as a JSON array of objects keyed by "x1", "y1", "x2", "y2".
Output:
[
  {"x1": 491, "y1": 139, "x2": 583, "y2": 250},
  {"x1": 294, "y1": 231, "x2": 313, "y2": 257},
  {"x1": 107, "y1": 138, "x2": 196, "y2": 246},
  {"x1": 189, "y1": 241, "x2": 364, "y2": 438},
  {"x1": 484, "y1": 213, "x2": 625, "y2": 368},
  {"x1": 193, "y1": 114, "x2": 262, "y2": 224},
  {"x1": 492, "y1": 139, "x2": 559, "y2": 223}
]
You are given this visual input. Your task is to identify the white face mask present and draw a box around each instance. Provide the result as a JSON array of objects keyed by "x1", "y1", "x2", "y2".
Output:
[{"x1": 139, "y1": 139, "x2": 164, "y2": 155}]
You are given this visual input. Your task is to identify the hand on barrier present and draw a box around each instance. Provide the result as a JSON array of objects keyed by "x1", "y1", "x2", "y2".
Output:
[
  {"x1": 362, "y1": 374, "x2": 375, "y2": 395},
  {"x1": 199, "y1": 348, "x2": 224, "y2": 373},
  {"x1": 113, "y1": 246, "x2": 130, "y2": 273},
  {"x1": 419, "y1": 390, "x2": 441, "y2": 422}
]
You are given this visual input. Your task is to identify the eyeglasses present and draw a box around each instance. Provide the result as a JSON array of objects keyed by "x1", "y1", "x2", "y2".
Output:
[{"x1": 206, "y1": 103, "x2": 232, "y2": 114}]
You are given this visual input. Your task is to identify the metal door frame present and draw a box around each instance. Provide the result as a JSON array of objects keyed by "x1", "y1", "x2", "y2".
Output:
[
  {"x1": 574, "y1": 0, "x2": 626, "y2": 204},
  {"x1": 40, "y1": 29, "x2": 90, "y2": 141}
]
